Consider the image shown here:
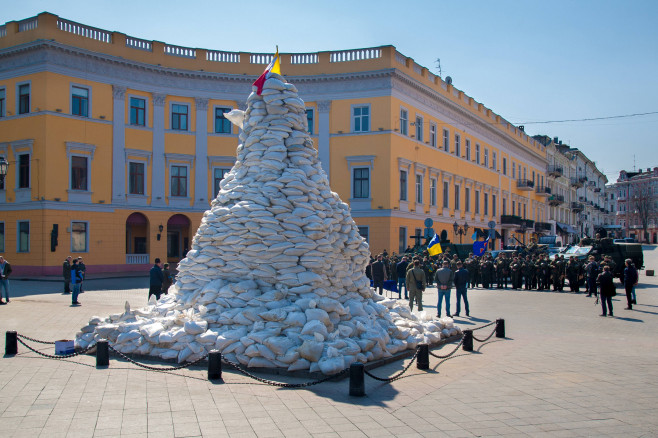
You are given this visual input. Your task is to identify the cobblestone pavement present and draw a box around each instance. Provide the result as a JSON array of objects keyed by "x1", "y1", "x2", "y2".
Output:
[{"x1": 1, "y1": 247, "x2": 657, "y2": 437}]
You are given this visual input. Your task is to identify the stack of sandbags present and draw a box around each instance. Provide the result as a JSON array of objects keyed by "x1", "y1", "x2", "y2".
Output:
[{"x1": 75, "y1": 74, "x2": 458, "y2": 374}]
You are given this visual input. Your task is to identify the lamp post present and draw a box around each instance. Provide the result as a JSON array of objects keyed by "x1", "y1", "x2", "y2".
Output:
[
  {"x1": 453, "y1": 221, "x2": 469, "y2": 244},
  {"x1": 0, "y1": 157, "x2": 8, "y2": 185}
]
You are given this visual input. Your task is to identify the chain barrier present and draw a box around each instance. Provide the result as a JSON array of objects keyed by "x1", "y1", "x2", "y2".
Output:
[
  {"x1": 16, "y1": 337, "x2": 94, "y2": 359},
  {"x1": 429, "y1": 336, "x2": 465, "y2": 359},
  {"x1": 364, "y1": 348, "x2": 419, "y2": 383},
  {"x1": 221, "y1": 355, "x2": 349, "y2": 388},
  {"x1": 472, "y1": 321, "x2": 496, "y2": 331},
  {"x1": 472, "y1": 327, "x2": 497, "y2": 343},
  {"x1": 107, "y1": 344, "x2": 208, "y2": 371},
  {"x1": 16, "y1": 334, "x2": 57, "y2": 345}
]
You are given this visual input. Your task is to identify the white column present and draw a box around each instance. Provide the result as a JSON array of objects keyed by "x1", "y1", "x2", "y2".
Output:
[
  {"x1": 151, "y1": 93, "x2": 167, "y2": 207},
  {"x1": 111, "y1": 85, "x2": 126, "y2": 204},
  {"x1": 317, "y1": 100, "x2": 331, "y2": 181},
  {"x1": 193, "y1": 98, "x2": 208, "y2": 209}
]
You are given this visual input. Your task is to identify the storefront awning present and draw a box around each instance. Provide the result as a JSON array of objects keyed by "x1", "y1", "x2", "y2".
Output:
[{"x1": 556, "y1": 222, "x2": 578, "y2": 234}]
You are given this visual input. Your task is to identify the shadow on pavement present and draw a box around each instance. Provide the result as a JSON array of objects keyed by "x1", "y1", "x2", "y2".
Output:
[
  {"x1": 625, "y1": 308, "x2": 658, "y2": 316},
  {"x1": 613, "y1": 316, "x2": 643, "y2": 322}
]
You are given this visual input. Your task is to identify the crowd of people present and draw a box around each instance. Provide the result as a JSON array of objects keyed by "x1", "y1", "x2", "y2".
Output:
[{"x1": 366, "y1": 248, "x2": 640, "y2": 319}]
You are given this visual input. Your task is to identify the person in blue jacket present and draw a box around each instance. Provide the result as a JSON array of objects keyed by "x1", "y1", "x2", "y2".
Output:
[
  {"x1": 453, "y1": 261, "x2": 470, "y2": 317},
  {"x1": 70, "y1": 259, "x2": 83, "y2": 305},
  {"x1": 149, "y1": 258, "x2": 164, "y2": 301}
]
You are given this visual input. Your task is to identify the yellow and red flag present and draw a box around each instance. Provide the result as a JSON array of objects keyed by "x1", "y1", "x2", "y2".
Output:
[{"x1": 253, "y1": 48, "x2": 281, "y2": 95}]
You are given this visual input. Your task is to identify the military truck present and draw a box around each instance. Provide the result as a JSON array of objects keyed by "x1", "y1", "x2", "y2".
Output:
[{"x1": 549, "y1": 238, "x2": 644, "y2": 279}]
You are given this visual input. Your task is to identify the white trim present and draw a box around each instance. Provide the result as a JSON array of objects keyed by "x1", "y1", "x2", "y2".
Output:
[
  {"x1": 69, "y1": 82, "x2": 92, "y2": 118},
  {"x1": 414, "y1": 114, "x2": 424, "y2": 142},
  {"x1": 127, "y1": 94, "x2": 149, "y2": 127},
  {"x1": 16, "y1": 80, "x2": 31, "y2": 115},
  {"x1": 66, "y1": 142, "x2": 96, "y2": 203},
  {"x1": 169, "y1": 101, "x2": 190, "y2": 131},
  {"x1": 16, "y1": 219, "x2": 30, "y2": 253},
  {"x1": 213, "y1": 105, "x2": 233, "y2": 134},
  {"x1": 346, "y1": 155, "x2": 374, "y2": 210},
  {"x1": 357, "y1": 225, "x2": 370, "y2": 244},
  {"x1": 429, "y1": 122, "x2": 437, "y2": 148},
  {"x1": 350, "y1": 103, "x2": 371, "y2": 133},
  {"x1": 399, "y1": 106, "x2": 409, "y2": 136}
]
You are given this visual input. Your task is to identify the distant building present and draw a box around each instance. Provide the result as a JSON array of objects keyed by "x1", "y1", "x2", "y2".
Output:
[{"x1": 608, "y1": 168, "x2": 658, "y2": 243}]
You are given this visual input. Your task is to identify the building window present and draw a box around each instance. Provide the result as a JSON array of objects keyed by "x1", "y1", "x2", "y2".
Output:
[
  {"x1": 465, "y1": 139, "x2": 471, "y2": 161},
  {"x1": 71, "y1": 156, "x2": 88, "y2": 191},
  {"x1": 306, "y1": 109, "x2": 314, "y2": 135},
  {"x1": 357, "y1": 226, "x2": 369, "y2": 243},
  {"x1": 532, "y1": 170, "x2": 535, "y2": 183},
  {"x1": 502, "y1": 197, "x2": 507, "y2": 215},
  {"x1": 465, "y1": 187, "x2": 470, "y2": 212},
  {"x1": 443, "y1": 181, "x2": 449, "y2": 208},
  {"x1": 492, "y1": 152, "x2": 497, "y2": 171},
  {"x1": 171, "y1": 104, "x2": 188, "y2": 131},
  {"x1": 400, "y1": 108, "x2": 408, "y2": 136},
  {"x1": 518, "y1": 202, "x2": 521, "y2": 216},
  {"x1": 476, "y1": 144, "x2": 480, "y2": 164},
  {"x1": 484, "y1": 149, "x2": 489, "y2": 167},
  {"x1": 71, "y1": 86, "x2": 89, "y2": 117},
  {"x1": 171, "y1": 165, "x2": 188, "y2": 197},
  {"x1": 429, "y1": 123, "x2": 436, "y2": 147},
  {"x1": 128, "y1": 162, "x2": 145, "y2": 195},
  {"x1": 399, "y1": 227, "x2": 407, "y2": 253},
  {"x1": 492, "y1": 194, "x2": 497, "y2": 216},
  {"x1": 455, "y1": 134, "x2": 461, "y2": 157},
  {"x1": 18, "y1": 154, "x2": 30, "y2": 188},
  {"x1": 503, "y1": 158, "x2": 507, "y2": 175},
  {"x1": 214, "y1": 107, "x2": 231, "y2": 133},
  {"x1": 512, "y1": 200, "x2": 516, "y2": 215},
  {"x1": 415, "y1": 174, "x2": 423, "y2": 203},
  {"x1": 454, "y1": 185, "x2": 460, "y2": 210},
  {"x1": 400, "y1": 170, "x2": 408, "y2": 201},
  {"x1": 415, "y1": 115, "x2": 423, "y2": 142},
  {"x1": 443, "y1": 129, "x2": 449, "y2": 152},
  {"x1": 523, "y1": 204, "x2": 527, "y2": 219},
  {"x1": 523, "y1": 167, "x2": 527, "y2": 180},
  {"x1": 430, "y1": 178, "x2": 437, "y2": 206},
  {"x1": 352, "y1": 105, "x2": 370, "y2": 132},
  {"x1": 484, "y1": 193, "x2": 489, "y2": 216},
  {"x1": 475, "y1": 190, "x2": 480, "y2": 214},
  {"x1": 71, "y1": 221, "x2": 88, "y2": 252},
  {"x1": 130, "y1": 97, "x2": 146, "y2": 126},
  {"x1": 512, "y1": 162, "x2": 516, "y2": 179},
  {"x1": 17, "y1": 221, "x2": 29, "y2": 252},
  {"x1": 213, "y1": 168, "x2": 230, "y2": 196},
  {"x1": 0, "y1": 88, "x2": 5, "y2": 117},
  {"x1": 18, "y1": 83, "x2": 30, "y2": 114},
  {"x1": 0, "y1": 222, "x2": 4, "y2": 252},
  {"x1": 353, "y1": 167, "x2": 369, "y2": 199},
  {"x1": 0, "y1": 155, "x2": 4, "y2": 190}
]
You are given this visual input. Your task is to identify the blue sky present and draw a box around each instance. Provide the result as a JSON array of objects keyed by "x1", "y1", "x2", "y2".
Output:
[{"x1": 4, "y1": 0, "x2": 657, "y2": 182}]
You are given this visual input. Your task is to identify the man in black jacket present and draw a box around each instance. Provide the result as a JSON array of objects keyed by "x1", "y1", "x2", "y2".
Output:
[
  {"x1": 396, "y1": 257, "x2": 409, "y2": 299},
  {"x1": 371, "y1": 255, "x2": 387, "y2": 295},
  {"x1": 149, "y1": 258, "x2": 164, "y2": 301},
  {"x1": 0, "y1": 256, "x2": 12, "y2": 304},
  {"x1": 623, "y1": 259, "x2": 638, "y2": 310},
  {"x1": 63, "y1": 256, "x2": 72, "y2": 294}
]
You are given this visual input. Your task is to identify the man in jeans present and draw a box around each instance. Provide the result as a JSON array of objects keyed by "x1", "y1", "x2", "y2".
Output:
[
  {"x1": 453, "y1": 261, "x2": 470, "y2": 317},
  {"x1": 585, "y1": 256, "x2": 599, "y2": 298},
  {"x1": 396, "y1": 256, "x2": 409, "y2": 299},
  {"x1": 435, "y1": 260, "x2": 454, "y2": 317},
  {"x1": 0, "y1": 256, "x2": 12, "y2": 304}
]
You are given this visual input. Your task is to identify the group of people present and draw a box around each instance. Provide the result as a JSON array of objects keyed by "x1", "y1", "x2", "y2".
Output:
[
  {"x1": 149, "y1": 258, "x2": 174, "y2": 301},
  {"x1": 366, "y1": 249, "x2": 640, "y2": 319},
  {"x1": 63, "y1": 256, "x2": 86, "y2": 305}
]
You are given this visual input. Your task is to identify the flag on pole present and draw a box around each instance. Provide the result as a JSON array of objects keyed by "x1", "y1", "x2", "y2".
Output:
[
  {"x1": 473, "y1": 237, "x2": 490, "y2": 257},
  {"x1": 427, "y1": 233, "x2": 443, "y2": 256},
  {"x1": 471, "y1": 231, "x2": 478, "y2": 241},
  {"x1": 253, "y1": 48, "x2": 281, "y2": 95}
]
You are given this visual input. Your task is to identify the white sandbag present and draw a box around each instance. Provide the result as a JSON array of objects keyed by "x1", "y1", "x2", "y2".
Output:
[
  {"x1": 287, "y1": 358, "x2": 311, "y2": 371},
  {"x1": 298, "y1": 340, "x2": 323, "y2": 362},
  {"x1": 263, "y1": 336, "x2": 295, "y2": 356},
  {"x1": 184, "y1": 320, "x2": 208, "y2": 335},
  {"x1": 318, "y1": 356, "x2": 345, "y2": 375},
  {"x1": 140, "y1": 322, "x2": 164, "y2": 338},
  {"x1": 300, "y1": 320, "x2": 329, "y2": 338}
]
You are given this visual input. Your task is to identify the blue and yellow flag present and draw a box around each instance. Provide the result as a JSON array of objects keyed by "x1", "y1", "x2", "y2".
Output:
[
  {"x1": 427, "y1": 233, "x2": 442, "y2": 256},
  {"x1": 473, "y1": 237, "x2": 490, "y2": 257}
]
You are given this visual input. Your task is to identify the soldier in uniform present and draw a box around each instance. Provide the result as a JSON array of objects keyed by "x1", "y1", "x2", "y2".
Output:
[
  {"x1": 522, "y1": 256, "x2": 534, "y2": 290},
  {"x1": 495, "y1": 253, "x2": 508, "y2": 289},
  {"x1": 464, "y1": 253, "x2": 476, "y2": 288},
  {"x1": 510, "y1": 257, "x2": 522, "y2": 289},
  {"x1": 480, "y1": 255, "x2": 494, "y2": 289},
  {"x1": 472, "y1": 256, "x2": 482, "y2": 288},
  {"x1": 550, "y1": 256, "x2": 565, "y2": 292},
  {"x1": 566, "y1": 257, "x2": 583, "y2": 293},
  {"x1": 450, "y1": 254, "x2": 460, "y2": 272}
]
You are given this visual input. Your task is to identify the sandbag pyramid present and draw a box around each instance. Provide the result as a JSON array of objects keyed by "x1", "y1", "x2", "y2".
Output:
[{"x1": 75, "y1": 73, "x2": 459, "y2": 374}]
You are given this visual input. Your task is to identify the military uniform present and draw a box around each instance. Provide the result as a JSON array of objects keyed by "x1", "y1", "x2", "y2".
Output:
[
  {"x1": 464, "y1": 256, "x2": 476, "y2": 288},
  {"x1": 550, "y1": 258, "x2": 565, "y2": 291},
  {"x1": 537, "y1": 258, "x2": 550, "y2": 290},
  {"x1": 495, "y1": 256, "x2": 509, "y2": 289},
  {"x1": 480, "y1": 257, "x2": 494, "y2": 289},
  {"x1": 566, "y1": 259, "x2": 583, "y2": 292},
  {"x1": 510, "y1": 259, "x2": 522, "y2": 289}
]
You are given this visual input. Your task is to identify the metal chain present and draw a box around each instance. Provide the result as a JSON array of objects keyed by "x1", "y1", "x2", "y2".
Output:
[
  {"x1": 429, "y1": 337, "x2": 465, "y2": 359},
  {"x1": 16, "y1": 334, "x2": 56, "y2": 345},
  {"x1": 107, "y1": 345, "x2": 208, "y2": 371},
  {"x1": 364, "y1": 348, "x2": 419, "y2": 383},
  {"x1": 221, "y1": 356, "x2": 349, "y2": 387},
  {"x1": 472, "y1": 321, "x2": 496, "y2": 331},
  {"x1": 472, "y1": 327, "x2": 497, "y2": 343},
  {"x1": 16, "y1": 337, "x2": 94, "y2": 359}
]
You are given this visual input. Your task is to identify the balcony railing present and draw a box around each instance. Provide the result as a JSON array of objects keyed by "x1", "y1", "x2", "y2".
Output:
[
  {"x1": 57, "y1": 17, "x2": 112, "y2": 43},
  {"x1": 570, "y1": 177, "x2": 584, "y2": 188},
  {"x1": 535, "y1": 186, "x2": 551, "y2": 196},
  {"x1": 547, "y1": 165, "x2": 563, "y2": 177},
  {"x1": 516, "y1": 179, "x2": 535, "y2": 190},
  {"x1": 548, "y1": 195, "x2": 565, "y2": 206},
  {"x1": 535, "y1": 222, "x2": 552, "y2": 232},
  {"x1": 126, "y1": 254, "x2": 149, "y2": 264},
  {"x1": 501, "y1": 215, "x2": 523, "y2": 226},
  {"x1": 571, "y1": 202, "x2": 584, "y2": 211}
]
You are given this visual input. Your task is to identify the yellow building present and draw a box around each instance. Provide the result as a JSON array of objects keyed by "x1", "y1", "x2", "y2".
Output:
[{"x1": 0, "y1": 12, "x2": 549, "y2": 275}]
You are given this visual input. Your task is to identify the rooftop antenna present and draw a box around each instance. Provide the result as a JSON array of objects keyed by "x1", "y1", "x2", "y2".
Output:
[{"x1": 435, "y1": 58, "x2": 442, "y2": 78}]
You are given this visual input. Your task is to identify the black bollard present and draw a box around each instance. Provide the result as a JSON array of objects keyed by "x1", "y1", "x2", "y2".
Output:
[
  {"x1": 416, "y1": 344, "x2": 429, "y2": 370},
  {"x1": 462, "y1": 329, "x2": 473, "y2": 352},
  {"x1": 496, "y1": 319, "x2": 506, "y2": 338},
  {"x1": 349, "y1": 362, "x2": 365, "y2": 397},
  {"x1": 5, "y1": 331, "x2": 17, "y2": 356},
  {"x1": 96, "y1": 339, "x2": 109, "y2": 367},
  {"x1": 208, "y1": 350, "x2": 222, "y2": 381}
]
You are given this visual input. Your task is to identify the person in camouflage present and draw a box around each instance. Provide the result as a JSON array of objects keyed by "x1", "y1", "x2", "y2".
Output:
[
  {"x1": 464, "y1": 253, "x2": 476, "y2": 288},
  {"x1": 537, "y1": 255, "x2": 549, "y2": 290},
  {"x1": 480, "y1": 255, "x2": 494, "y2": 289},
  {"x1": 523, "y1": 257, "x2": 535, "y2": 290},
  {"x1": 510, "y1": 257, "x2": 522, "y2": 289},
  {"x1": 566, "y1": 257, "x2": 583, "y2": 293},
  {"x1": 495, "y1": 253, "x2": 509, "y2": 289}
]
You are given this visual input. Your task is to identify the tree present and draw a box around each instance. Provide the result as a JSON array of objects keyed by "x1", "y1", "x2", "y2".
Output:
[{"x1": 629, "y1": 182, "x2": 656, "y2": 242}]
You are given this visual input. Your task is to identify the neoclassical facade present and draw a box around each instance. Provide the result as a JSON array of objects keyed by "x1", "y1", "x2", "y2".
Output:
[{"x1": 0, "y1": 12, "x2": 549, "y2": 274}]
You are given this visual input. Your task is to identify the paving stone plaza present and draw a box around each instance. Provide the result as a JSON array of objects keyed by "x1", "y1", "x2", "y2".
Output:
[{"x1": 1, "y1": 247, "x2": 657, "y2": 437}]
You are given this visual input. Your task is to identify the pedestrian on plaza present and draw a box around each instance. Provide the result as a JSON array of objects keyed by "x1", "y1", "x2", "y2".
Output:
[
  {"x1": 149, "y1": 258, "x2": 164, "y2": 301},
  {"x1": 162, "y1": 263, "x2": 173, "y2": 295},
  {"x1": 585, "y1": 256, "x2": 599, "y2": 298},
  {"x1": 62, "y1": 256, "x2": 72, "y2": 294},
  {"x1": 566, "y1": 257, "x2": 583, "y2": 293},
  {"x1": 396, "y1": 256, "x2": 409, "y2": 299},
  {"x1": 371, "y1": 254, "x2": 387, "y2": 295},
  {"x1": 597, "y1": 265, "x2": 615, "y2": 317},
  {"x1": 77, "y1": 257, "x2": 86, "y2": 293},
  {"x1": 0, "y1": 256, "x2": 12, "y2": 304},
  {"x1": 70, "y1": 259, "x2": 83, "y2": 305},
  {"x1": 435, "y1": 260, "x2": 454, "y2": 317},
  {"x1": 405, "y1": 260, "x2": 426, "y2": 312},
  {"x1": 623, "y1": 258, "x2": 638, "y2": 310},
  {"x1": 453, "y1": 261, "x2": 470, "y2": 317}
]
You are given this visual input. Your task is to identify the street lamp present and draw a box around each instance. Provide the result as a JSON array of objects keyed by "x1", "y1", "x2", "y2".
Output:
[
  {"x1": 0, "y1": 157, "x2": 8, "y2": 185},
  {"x1": 453, "y1": 220, "x2": 469, "y2": 244}
]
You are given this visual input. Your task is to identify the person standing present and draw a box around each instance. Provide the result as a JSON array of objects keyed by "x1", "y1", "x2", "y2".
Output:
[
  {"x1": 396, "y1": 256, "x2": 409, "y2": 299},
  {"x1": 435, "y1": 260, "x2": 454, "y2": 317},
  {"x1": 70, "y1": 259, "x2": 83, "y2": 305},
  {"x1": 405, "y1": 260, "x2": 426, "y2": 312},
  {"x1": 77, "y1": 257, "x2": 86, "y2": 293},
  {"x1": 453, "y1": 261, "x2": 470, "y2": 317},
  {"x1": 597, "y1": 265, "x2": 615, "y2": 317},
  {"x1": 149, "y1": 258, "x2": 164, "y2": 301},
  {"x1": 585, "y1": 256, "x2": 599, "y2": 298},
  {"x1": 371, "y1": 254, "x2": 387, "y2": 295},
  {"x1": 162, "y1": 263, "x2": 173, "y2": 295},
  {"x1": 0, "y1": 256, "x2": 12, "y2": 304},
  {"x1": 62, "y1": 256, "x2": 72, "y2": 294},
  {"x1": 623, "y1": 258, "x2": 638, "y2": 310},
  {"x1": 566, "y1": 258, "x2": 583, "y2": 293}
]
